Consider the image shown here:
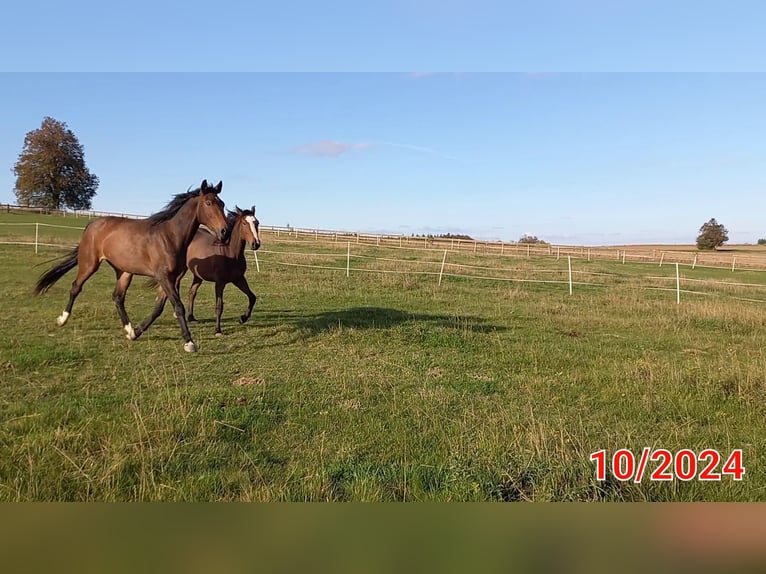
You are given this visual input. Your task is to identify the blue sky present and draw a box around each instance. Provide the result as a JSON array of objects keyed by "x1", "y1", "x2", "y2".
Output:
[
  {"x1": 1, "y1": 2, "x2": 765, "y2": 245},
  {"x1": 1, "y1": 73, "x2": 764, "y2": 245},
  {"x1": 2, "y1": 1, "x2": 765, "y2": 72}
]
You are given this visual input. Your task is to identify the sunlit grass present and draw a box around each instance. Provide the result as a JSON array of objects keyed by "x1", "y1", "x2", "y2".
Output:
[{"x1": 0, "y1": 236, "x2": 765, "y2": 501}]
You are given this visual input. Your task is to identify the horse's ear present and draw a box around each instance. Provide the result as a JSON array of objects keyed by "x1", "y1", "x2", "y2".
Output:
[
  {"x1": 236, "y1": 206, "x2": 243, "y2": 215},
  {"x1": 200, "y1": 179, "x2": 209, "y2": 192},
  {"x1": 214, "y1": 181, "x2": 223, "y2": 194},
  {"x1": 251, "y1": 205, "x2": 256, "y2": 214}
]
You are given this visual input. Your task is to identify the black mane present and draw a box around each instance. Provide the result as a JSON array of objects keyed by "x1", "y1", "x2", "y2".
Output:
[{"x1": 147, "y1": 187, "x2": 200, "y2": 226}]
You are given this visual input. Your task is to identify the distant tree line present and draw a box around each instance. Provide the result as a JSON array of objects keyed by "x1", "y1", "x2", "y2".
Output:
[{"x1": 411, "y1": 233, "x2": 475, "y2": 241}]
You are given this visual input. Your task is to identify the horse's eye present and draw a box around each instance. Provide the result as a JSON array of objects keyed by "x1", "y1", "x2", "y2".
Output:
[{"x1": 205, "y1": 200, "x2": 212, "y2": 206}]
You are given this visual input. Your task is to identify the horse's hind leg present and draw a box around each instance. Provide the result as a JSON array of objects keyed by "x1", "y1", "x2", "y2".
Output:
[
  {"x1": 232, "y1": 275, "x2": 257, "y2": 324},
  {"x1": 187, "y1": 275, "x2": 203, "y2": 322},
  {"x1": 58, "y1": 255, "x2": 101, "y2": 326},
  {"x1": 132, "y1": 287, "x2": 168, "y2": 341},
  {"x1": 111, "y1": 271, "x2": 136, "y2": 339}
]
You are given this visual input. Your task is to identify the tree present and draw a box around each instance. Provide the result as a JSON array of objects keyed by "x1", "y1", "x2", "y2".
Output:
[
  {"x1": 518, "y1": 234, "x2": 548, "y2": 245},
  {"x1": 13, "y1": 117, "x2": 99, "y2": 210},
  {"x1": 696, "y1": 218, "x2": 729, "y2": 250}
]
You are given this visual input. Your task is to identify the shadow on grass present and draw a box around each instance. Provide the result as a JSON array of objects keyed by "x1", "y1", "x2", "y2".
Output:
[
  {"x1": 67, "y1": 306, "x2": 510, "y2": 352},
  {"x1": 259, "y1": 306, "x2": 509, "y2": 335}
]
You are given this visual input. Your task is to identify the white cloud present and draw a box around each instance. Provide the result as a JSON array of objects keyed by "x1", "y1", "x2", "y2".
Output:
[{"x1": 294, "y1": 140, "x2": 372, "y2": 158}]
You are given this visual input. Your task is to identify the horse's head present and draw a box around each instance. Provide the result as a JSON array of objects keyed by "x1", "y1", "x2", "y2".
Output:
[
  {"x1": 236, "y1": 205, "x2": 261, "y2": 251},
  {"x1": 196, "y1": 180, "x2": 229, "y2": 243}
]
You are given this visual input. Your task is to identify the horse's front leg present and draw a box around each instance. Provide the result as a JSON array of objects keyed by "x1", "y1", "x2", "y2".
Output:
[
  {"x1": 161, "y1": 276, "x2": 197, "y2": 352},
  {"x1": 172, "y1": 271, "x2": 185, "y2": 319},
  {"x1": 187, "y1": 275, "x2": 203, "y2": 322},
  {"x1": 232, "y1": 275, "x2": 257, "y2": 324},
  {"x1": 214, "y1": 282, "x2": 225, "y2": 336}
]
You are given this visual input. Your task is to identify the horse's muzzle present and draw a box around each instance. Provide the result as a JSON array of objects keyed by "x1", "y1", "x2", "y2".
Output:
[{"x1": 251, "y1": 241, "x2": 261, "y2": 251}]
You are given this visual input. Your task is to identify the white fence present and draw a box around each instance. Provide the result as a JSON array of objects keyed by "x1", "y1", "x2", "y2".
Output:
[
  {"x1": 3, "y1": 221, "x2": 766, "y2": 305},
  {"x1": 251, "y1": 242, "x2": 766, "y2": 306}
]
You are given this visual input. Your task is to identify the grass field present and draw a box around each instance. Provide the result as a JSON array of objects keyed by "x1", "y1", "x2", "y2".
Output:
[{"x1": 1, "y1": 216, "x2": 765, "y2": 501}]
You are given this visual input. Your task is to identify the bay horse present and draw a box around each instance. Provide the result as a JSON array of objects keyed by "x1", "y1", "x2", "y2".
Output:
[
  {"x1": 34, "y1": 180, "x2": 229, "y2": 352},
  {"x1": 185, "y1": 206, "x2": 261, "y2": 335}
]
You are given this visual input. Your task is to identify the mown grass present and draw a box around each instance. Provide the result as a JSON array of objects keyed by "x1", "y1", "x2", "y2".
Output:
[{"x1": 1, "y1": 233, "x2": 765, "y2": 501}]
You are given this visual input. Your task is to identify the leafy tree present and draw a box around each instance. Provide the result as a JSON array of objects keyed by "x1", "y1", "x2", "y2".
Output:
[
  {"x1": 696, "y1": 218, "x2": 729, "y2": 250},
  {"x1": 758, "y1": 238, "x2": 766, "y2": 246},
  {"x1": 518, "y1": 234, "x2": 548, "y2": 245},
  {"x1": 13, "y1": 117, "x2": 99, "y2": 210}
]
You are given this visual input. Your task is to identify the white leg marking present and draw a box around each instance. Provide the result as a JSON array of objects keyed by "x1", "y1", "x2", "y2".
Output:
[
  {"x1": 124, "y1": 323, "x2": 137, "y2": 340},
  {"x1": 184, "y1": 341, "x2": 198, "y2": 353},
  {"x1": 56, "y1": 311, "x2": 70, "y2": 326}
]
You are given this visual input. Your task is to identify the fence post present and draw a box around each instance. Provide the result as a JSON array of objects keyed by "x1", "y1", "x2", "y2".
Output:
[
  {"x1": 253, "y1": 249, "x2": 260, "y2": 272},
  {"x1": 556, "y1": 246, "x2": 560, "y2": 261},
  {"x1": 527, "y1": 244, "x2": 530, "y2": 257},
  {"x1": 35, "y1": 222, "x2": 39, "y2": 254},
  {"x1": 659, "y1": 252, "x2": 665, "y2": 267},
  {"x1": 676, "y1": 262, "x2": 680, "y2": 304},
  {"x1": 438, "y1": 250, "x2": 447, "y2": 285},
  {"x1": 346, "y1": 242, "x2": 350, "y2": 277},
  {"x1": 732, "y1": 256, "x2": 736, "y2": 272},
  {"x1": 587, "y1": 248, "x2": 591, "y2": 262},
  {"x1": 568, "y1": 256, "x2": 573, "y2": 295},
  {"x1": 622, "y1": 250, "x2": 626, "y2": 264},
  {"x1": 692, "y1": 253, "x2": 697, "y2": 270}
]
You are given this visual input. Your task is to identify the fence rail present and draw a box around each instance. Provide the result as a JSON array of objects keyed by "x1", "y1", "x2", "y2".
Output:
[
  {"x1": 3, "y1": 220, "x2": 766, "y2": 306},
  {"x1": 3, "y1": 203, "x2": 766, "y2": 270}
]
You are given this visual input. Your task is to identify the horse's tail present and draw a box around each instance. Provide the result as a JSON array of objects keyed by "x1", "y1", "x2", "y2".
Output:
[
  {"x1": 145, "y1": 277, "x2": 159, "y2": 289},
  {"x1": 34, "y1": 247, "x2": 79, "y2": 294}
]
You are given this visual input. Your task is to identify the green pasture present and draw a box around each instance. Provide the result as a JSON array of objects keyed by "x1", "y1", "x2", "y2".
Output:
[{"x1": 0, "y1": 220, "x2": 765, "y2": 500}]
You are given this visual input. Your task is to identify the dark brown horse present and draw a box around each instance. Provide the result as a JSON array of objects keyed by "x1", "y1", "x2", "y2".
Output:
[
  {"x1": 34, "y1": 180, "x2": 229, "y2": 352},
  {"x1": 185, "y1": 206, "x2": 261, "y2": 335}
]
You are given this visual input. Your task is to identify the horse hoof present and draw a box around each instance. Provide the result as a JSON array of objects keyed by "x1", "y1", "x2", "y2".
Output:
[
  {"x1": 187, "y1": 315, "x2": 197, "y2": 322},
  {"x1": 184, "y1": 341, "x2": 198, "y2": 353},
  {"x1": 124, "y1": 323, "x2": 137, "y2": 340},
  {"x1": 215, "y1": 332, "x2": 224, "y2": 337},
  {"x1": 56, "y1": 311, "x2": 70, "y2": 326}
]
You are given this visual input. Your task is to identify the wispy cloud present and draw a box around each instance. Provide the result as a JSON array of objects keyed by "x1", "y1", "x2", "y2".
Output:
[
  {"x1": 374, "y1": 141, "x2": 457, "y2": 160},
  {"x1": 405, "y1": 72, "x2": 437, "y2": 79},
  {"x1": 404, "y1": 72, "x2": 465, "y2": 80},
  {"x1": 294, "y1": 139, "x2": 456, "y2": 161},
  {"x1": 294, "y1": 140, "x2": 372, "y2": 158}
]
